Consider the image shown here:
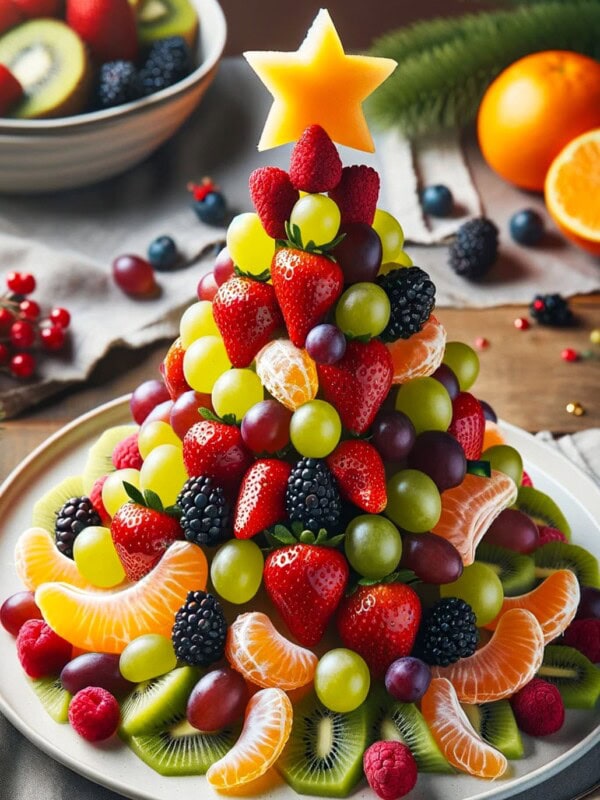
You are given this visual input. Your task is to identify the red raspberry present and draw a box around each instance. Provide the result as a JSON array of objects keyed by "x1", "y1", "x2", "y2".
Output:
[
  {"x1": 68, "y1": 686, "x2": 120, "y2": 742},
  {"x1": 510, "y1": 678, "x2": 564, "y2": 736},
  {"x1": 248, "y1": 166, "x2": 299, "y2": 239},
  {"x1": 562, "y1": 618, "x2": 600, "y2": 663},
  {"x1": 112, "y1": 432, "x2": 143, "y2": 470},
  {"x1": 537, "y1": 525, "x2": 567, "y2": 546},
  {"x1": 328, "y1": 165, "x2": 380, "y2": 226},
  {"x1": 89, "y1": 475, "x2": 111, "y2": 524},
  {"x1": 363, "y1": 741, "x2": 418, "y2": 800},
  {"x1": 521, "y1": 470, "x2": 534, "y2": 487},
  {"x1": 289, "y1": 124, "x2": 342, "y2": 193},
  {"x1": 16, "y1": 619, "x2": 72, "y2": 678}
]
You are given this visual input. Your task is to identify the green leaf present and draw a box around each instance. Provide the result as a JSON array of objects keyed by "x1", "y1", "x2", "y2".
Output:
[
  {"x1": 358, "y1": 577, "x2": 383, "y2": 587},
  {"x1": 320, "y1": 533, "x2": 346, "y2": 549},
  {"x1": 199, "y1": 407, "x2": 240, "y2": 427},
  {"x1": 143, "y1": 489, "x2": 164, "y2": 513},
  {"x1": 123, "y1": 481, "x2": 145, "y2": 506},
  {"x1": 234, "y1": 266, "x2": 271, "y2": 282},
  {"x1": 272, "y1": 525, "x2": 297, "y2": 544},
  {"x1": 291, "y1": 521, "x2": 304, "y2": 536},
  {"x1": 467, "y1": 459, "x2": 492, "y2": 478},
  {"x1": 385, "y1": 569, "x2": 421, "y2": 585},
  {"x1": 165, "y1": 504, "x2": 183, "y2": 519},
  {"x1": 345, "y1": 333, "x2": 372, "y2": 343},
  {"x1": 299, "y1": 530, "x2": 316, "y2": 544}
]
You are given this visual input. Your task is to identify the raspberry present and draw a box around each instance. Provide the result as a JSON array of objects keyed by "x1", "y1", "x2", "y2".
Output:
[
  {"x1": 537, "y1": 525, "x2": 567, "y2": 546},
  {"x1": 329, "y1": 165, "x2": 380, "y2": 226},
  {"x1": 16, "y1": 619, "x2": 72, "y2": 679},
  {"x1": 249, "y1": 166, "x2": 299, "y2": 239},
  {"x1": 112, "y1": 432, "x2": 143, "y2": 470},
  {"x1": 521, "y1": 470, "x2": 534, "y2": 487},
  {"x1": 562, "y1": 618, "x2": 600, "y2": 663},
  {"x1": 68, "y1": 687, "x2": 120, "y2": 742},
  {"x1": 510, "y1": 678, "x2": 565, "y2": 736},
  {"x1": 89, "y1": 475, "x2": 111, "y2": 524},
  {"x1": 289, "y1": 124, "x2": 342, "y2": 193},
  {"x1": 363, "y1": 741, "x2": 418, "y2": 800}
]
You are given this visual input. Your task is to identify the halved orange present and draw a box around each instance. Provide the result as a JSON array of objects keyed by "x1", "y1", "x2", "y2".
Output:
[
  {"x1": 545, "y1": 128, "x2": 600, "y2": 255},
  {"x1": 15, "y1": 527, "x2": 94, "y2": 591},
  {"x1": 387, "y1": 315, "x2": 446, "y2": 385},
  {"x1": 421, "y1": 678, "x2": 507, "y2": 778},
  {"x1": 432, "y1": 608, "x2": 545, "y2": 703}
]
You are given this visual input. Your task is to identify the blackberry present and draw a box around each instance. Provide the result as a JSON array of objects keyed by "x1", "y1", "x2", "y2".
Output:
[
  {"x1": 416, "y1": 597, "x2": 478, "y2": 667},
  {"x1": 177, "y1": 476, "x2": 231, "y2": 547},
  {"x1": 286, "y1": 458, "x2": 342, "y2": 534},
  {"x1": 172, "y1": 590, "x2": 227, "y2": 667},
  {"x1": 140, "y1": 36, "x2": 193, "y2": 96},
  {"x1": 530, "y1": 293, "x2": 574, "y2": 327},
  {"x1": 376, "y1": 267, "x2": 436, "y2": 341},
  {"x1": 448, "y1": 217, "x2": 498, "y2": 281},
  {"x1": 55, "y1": 496, "x2": 101, "y2": 558},
  {"x1": 96, "y1": 61, "x2": 143, "y2": 109}
]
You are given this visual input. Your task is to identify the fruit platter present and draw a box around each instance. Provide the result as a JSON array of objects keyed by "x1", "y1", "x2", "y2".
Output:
[{"x1": 1, "y1": 10, "x2": 599, "y2": 800}]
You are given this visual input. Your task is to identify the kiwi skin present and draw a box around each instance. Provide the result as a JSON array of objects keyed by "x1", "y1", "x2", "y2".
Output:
[
  {"x1": 537, "y1": 645, "x2": 600, "y2": 709},
  {"x1": 476, "y1": 542, "x2": 536, "y2": 597}
]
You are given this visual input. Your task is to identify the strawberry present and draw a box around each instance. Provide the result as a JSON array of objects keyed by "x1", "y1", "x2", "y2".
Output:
[
  {"x1": 213, "y1": 276, "x2": 283, "y2": 368},
  {"x1": 271, "y1": 247, "x2": 343, "y2": 348},
  {"x1": 249, "y1": 167, "x2": 299, "y2": 239},
  {"x1": 326, "y1": 440, "x2": 387, "y2": 513},
  {"x1": 289, "y1": 125, "x2": 342, "y2": 193},
  {"x1": 328, "y1": 165, "x2": 380, "y2": 226},
  {"x1": 183, "y1": 419, "x2": 253, "y2": 495},
  {"x1": 264, "y1": 540, "x2": 349, "y2": 646},
  {"x1": 66, "y1": 0, "x2": 137, "y2": 64},
  {"x1": 10, "y1": 0, "x2": 62, "y2": 19},
  {"x1": 336, "y1": 582, "x2": 421, "y2": 678},
  {"x1": 0, "y1": 3, "x2": 22, "y2": 34},
  {"x1": 161, "y1": 337, "x2": 190, "y2": 400},
  {"x1": 318, "y1": 339, "x2": 393, "y2": 434},
  {"x1": 234, "y1": 459, "x2": 291, "y2": 539},
  {"x1": 0, "y1": 64, "x2": 22, "y2": 116},
  {"x1": 448, "y1": 392, "x2": 485, "y2": 460},
  {"x1": 110, "y1": 485, "x2": 183, "y2": 581},
  {"x1": 112, "y1": 432, "x2": 143, "y2": 470},
  {"x1": 521, "y1": 470, "x2": 534, "y2": 487},
  {"x1": 89, "y1": 475, "x2": 110, "y2": 525}
]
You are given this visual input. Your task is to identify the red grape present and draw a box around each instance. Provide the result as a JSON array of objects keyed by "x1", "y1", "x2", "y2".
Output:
[
  {"x1": 305, "y1": 324, "x2": 346, "y2": 364},
  {"x1": 331, "y1": 222, "x2": 382, "y2": 283},
  {"x1": 482, "y1": 508, "x2": 539, "y2": 554},
  {"x1": 49, "y1": 307, "x2": 71, "y2": 329},
  {"x1": 431, "y1": 364, "x2": 460, "y2": 400},
  {"x1": 479, "y1": 399, "x2": 497, "y2": 423},
  {"x1": 385, "y1": 657, "x2": 431, "y2": 702},
  {"x1": 10, "y1": 352, "x2": 35, "y2": 378},
  {"x1": 112, "y1": 255, "x2": 157, "y2": 297},
  {"x1": 213, "y1": 246, "x2": 235, "y2": 286},
  {"x1": 197, "y1": 271, "x2": 219, "y2": 301},
  {"x1": 407, "y1": 430, "x2": 466, "y2": 491},
  {"x1": 371, "y1": 410, "x2": 416, "y2": 462},
  {"x1": 60, "y1": 653, "x2": 133, "y2": 696},
  {"x1": 576, "y1": 587, "x2": 600, "y2": 620},
  {"x1": 400, "y1": 532, "x2": 464, "y2": 584},
  {"x1": 143, "y1": 398, "x2": 174, "y2": 425},
  {"x1": 187, "y1": 668, "x2": 249, "y2": 732},
  {"x1": 0, "y1": 591, "x2": 43, "y2": 635},
  {"x1": 170, "y1": 390, "x2": 212, "y2": 439},
  {"x1": 241, "y1": 399, "x2": 292, "y2": 453},
  {"x1": 6, "y1": 271, "x2": 35, "y2": 295},
  {"x1": 10, "y1": 320, "x2": 35, "y2": 348},
  {"x1": 130, "y1": 379, "x2": 171, "y2": 424}
]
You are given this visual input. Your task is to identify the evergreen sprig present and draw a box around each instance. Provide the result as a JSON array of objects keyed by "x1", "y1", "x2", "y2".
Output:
[{"x1": 368, "y1": 1, "x2": 600, "y2": 137}]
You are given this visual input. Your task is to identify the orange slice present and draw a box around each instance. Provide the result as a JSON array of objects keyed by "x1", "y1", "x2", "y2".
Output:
[
  {"x1": 226, "y1": 612, "x2": 317, "y2": 690},
  {"x1": 482, "y1": 421, "x2": 505, "y2": 451},
  {"x1": 421, "y1": 678, "x2": 507, "y2": 778},
  {"x1": 545, "y1": 128, "x2": 600, "y2": 255},
  {"x1": 431, "y1": 470, "x2": 518, "y2": 565},
  {"x1": 432, "y1": 608, "x2": 545, "y2": 703},
  {"x1": 15, "y1": 527, "x2": 94, "y2": 591},
  {"x1": 207, "y1": 688, "x2": 293, "y2": 789},
  {"x1": 386, "y1": 315, "x2": 446, "y2": 385},
  {"x1": 255, "y1": 339, "x2": 318, "y2": 411},
  {"x1": 35, "y1": 541, "x2": 207, "y2": 653},
  {"x1": 484, "y1": 569, "x2": 580, "y2": 644}
]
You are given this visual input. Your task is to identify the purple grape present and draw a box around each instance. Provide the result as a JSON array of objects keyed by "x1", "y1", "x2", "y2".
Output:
[
  {"x1": 400, "y1": 532, "x2": 464, "y2": 584},
  {"x1": 305, "y1": 324, "x2": 347, "y2": 365},
  {"x1": 60, "y1": 653, "x2": 134, "y2": 696},
  {"x1": 479, "y1": 399, "x2": 498, "y2": 423},
  {"x1": 187, "y1": 668, "x2": 249, "y2": 732},
  {"x1": 170, "y1": 390, "x2": 211, "y2": 439},
  {"x1": 371, "y1": 410, "x2": 416, "y2": 463},
  {"x1": 143, "y1": 398, "x2": 174, "y2": 425},
  {"x1": 431, "y1": 364, "x2": 460, "y2": 400},
  {"x1": 130, "y1": 379, "x2": 171, "y2": 424},
  {"x1": 575, "y1": 587, "x2": 600, "y2": 620},
  {"x1": 407, "y1": 430, "x2": 466, "y2": 491},
  {"x1": 331, "y1": 222, "x2": 383, "y2": 283},
  {"x1": 241, "y1": 399, "x2": 291, "y2": 453},
  {"x1": 112, "y1": 255, "x2": 157, "y2": 297},
  {"x1": 385, "y1": 656, "x2": 432, "y2": 702},
  {"x1": 482, "y1": 508, "x2": 539, "y2": 554},
  {"x1": 213, "y1": 246, "x2": 235, "y2": 286}
]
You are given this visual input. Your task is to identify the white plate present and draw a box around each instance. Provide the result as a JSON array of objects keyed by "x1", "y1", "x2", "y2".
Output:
[{"x1": 0, "y1": 397, "x2": 598, "y2": 800}]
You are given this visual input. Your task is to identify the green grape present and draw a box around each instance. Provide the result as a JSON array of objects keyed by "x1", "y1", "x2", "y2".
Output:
[
  {"x1": 290, "y1": 400, "x2": 341, "y2": 458},
  {"x1": 226, "y1": 212, "x2": 275, "y2": 275},
  {"x1": 289, "y1": 194, "x2": 341, "y2": 246},
  {"x1": 385, "y1": 469, "x2": 441, "y2": 532},
  {"x1": 344, "y1": 515, "x2": 402, "y2": 579},
  {"x1": 183, "y1": 335, "x2": 231, "y2": 393},
  {"x1": 335, "y1": 283, "x2": 391, "y2": 338},
  {"x1": 72, "y1": 526, "x2": 125, "y2": 588},
  {"x1": 443, "y1": 342, "x2": 480, "y2": 391},
  {"x1": 394, "y1": 376, "x2": 452, "y2": 435},
  {"x1": 210, "y1": 539, "x2": 264, "y2": 604},
  {"x1": 211, "y1": 368, "x2": 264, "y2": 421},
  {"x1": 440, "y1": 562, "x2": 504, "y2": 626},
  {"x1": 138, "y1": 420, "x2": 181, "y2": 459},
  {"x1": 140, "y1": 443, "x2": 188, "y2": 506},
  {"x1": 180, "y1": 301, "x2": 218, "y2": 348},
  {"x1": 102, "y1": 468, "x2": 141, "y2": 517},
  {"x1": 119, "y1": 634, "x2": 177, "y2": 683},
  {"x1": 482, "y1": 444, "x2": 523, "y2": 486},
  {"x1": 372, "y1": 209, "x2": 404, "y2": 262},
  {"x1": 378, "y1": 251, "x2": 413, "y2": 275},
  {"x1": 315, "y1": 648, "x2": 370, "y2": 713}
]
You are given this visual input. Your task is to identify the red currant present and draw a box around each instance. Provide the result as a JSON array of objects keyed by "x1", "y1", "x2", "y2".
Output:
[
  {"x1": 10, "y1": 352, "x2": 36, "y2": 378},
  {"x1": 40, "y1": 325, "x2": 66, "y2": 351},
  {"x1": 0, "y1": 343, "x2": 9, "y2": 364},
  {"x1": 49, "y1": 307, "x2": 71, "y2": 329},
  {"x1": 10, "y1": 320, "x2": 35, "y2": 348},
  {"x1": 6, "y1": 271, "x2": 36, "y2": 295},
  {"x1": 19, "y1": 299, "x2": 41, "y2": 320},
  {"x1": 514, "y1": 317, "x2": 530, "y2": 331},
  {"x1": 0, "y1": 307, "x2": 14, "y2": 328},
  {"x1": 561, "y1": 348, "x2": 579, "y2": 363}
]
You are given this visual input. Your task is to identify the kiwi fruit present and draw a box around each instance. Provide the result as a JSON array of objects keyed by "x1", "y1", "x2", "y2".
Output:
[
  {"x1": 537, "y1": 645, "x2": 600, "y2": 709},
  {"x1": 514, "y1": 486, "x2": 571, "y2": 540},
  {"x1": 81, "y1": 424, "x2": 139, "y2": 495},
  {"x1": 30, "y1": 677, "x2": 71, "y2": 723},
  {"x1": 277, "y1": 691, "x2": 371, "y2": 797},
  {"x1": 462, "y1": 701, "x2": 523, "y2": 760},
  {"x1": 534, "y1": 542, "x2": 600, "y2": 589},
  {"x1": 0, "y1": 19, "x2": 92, "y2": 119},
  {"x1": 120, "y1": 666, "x2": 199, "y2": 739},
  {"x1": 136, "y1": 0, "x2": 198, "y2": 49},
  {"x1": 31, "y1": 475, "x2": 84, "y2": 535},
  {"x1": 475, "y1": 542, "x2": 536, "y2": 597}
]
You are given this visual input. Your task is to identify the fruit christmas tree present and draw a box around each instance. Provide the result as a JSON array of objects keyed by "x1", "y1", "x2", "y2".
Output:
[{"x1": 2, "y1": 9, "x2": 600, "y2": 800}]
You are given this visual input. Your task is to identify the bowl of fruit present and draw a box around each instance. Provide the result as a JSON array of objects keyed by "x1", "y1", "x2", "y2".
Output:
[{"x1": 0, "y1": 0, "x2": 226, "y2": 193}]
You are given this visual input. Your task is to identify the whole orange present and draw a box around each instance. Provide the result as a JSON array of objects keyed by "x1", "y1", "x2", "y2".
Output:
[{"x1": 477, "y1": 51, "x2": 600, "y2": 191}]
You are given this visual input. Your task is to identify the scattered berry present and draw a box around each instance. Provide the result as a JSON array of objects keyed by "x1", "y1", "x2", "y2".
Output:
[
  {"x1": 561, "y1": 347, "x2": 579, "y2": 362},
  {"x1": 537, "y1": 525, "x2": 567, "y2": 546},
  {"x1": 562, "y1": 618, "x2": 600, "y2": 663},
  {"x1": 376, "y1": 266, "x2": 436, "y2": 341},
  {"x1": 514, "y1": 317, "x2": 530, "y2": 331},
  {"x1": 449, "y1": 217, "x2": 498, "y2": 281},
  {"x1": 289, "y1": 124, "x2": 342, "y2": 193},
  {"x1": 510, "y1": 678, "x2": 565, "y2": 736},
  {"x1": 363, "y1": 740, "x2": 418, "y2": 800},
  {"x1": 96, "y1": 60, "x2": 142, "y2": 109},
  {"x1": 416, "y1": 597, "x2": 478, "y2": 666},
  {"x1": 55, "y1": 496, "x2": 102, "y2": 558},
  {"x1": 421, "y1": 184, "x2": 453, "y2": 217},
  {"x1": 172, "y1": 590, "x2": 227, "y2": 666},
  {"x1": 474, "y1": 336, "x2": 489, "y2": 350},
  {"x1": 148, "y1": 235, "x2": 179, "y2": 271},
  {"x1": 529, "y1": 293, "x2": 574, "y2": 327},
  {"x1": 177, "y1": 475, "x2": 231, "y2": 547},
  {"x1": 189, "y1": 179, "x2": 227, "y2": 226},
  {"x1": 68, "y1": 686, "x2": 120, "y2": 742},
  {"x1": 112, "y1": 432, "x2": 143, "y2": 470},
  {"x1": 286, "y1": 457, "x2": 342, "y2": 534},
  {"x1": 328, "y1": 164, "x2": 380, "y2": 226},
  {"x1": 510, "y1": 209, "x2": 544, "y2": 246},
  {"x1": 140, "y1": 36, "x2": 193, "y2": 95},
  {"x1": 566, "y1": 400, "x2": 585, "y2": 417},
  {"x1": 16, "y1": 619, "x2": 72, "y2": 679},
  {"x1": 249, "y1": 166, "x2": 299, "y2": 239},
  {"x1": 112, "y1": 254, "x2": 157, "y2": 297}
]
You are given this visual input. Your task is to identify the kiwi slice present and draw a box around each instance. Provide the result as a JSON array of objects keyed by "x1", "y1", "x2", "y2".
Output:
[
  {"x1": 81, "y1": 424, "x2": 139, "y2": 495},
  {"x1": 0, "y1": 20, "x2": 92, "y2": 119},
  {"x1": 136, "y1": 0, "x2": 198, "y2": 49},
  {"x1": 475, "y1": 542, "x2": 536, "y2": 597},
  {"x1": 462, "y1": 701, "x2": 523, "y2": 760},
  {"x1": 534, "y1": 542, "x2": 600, "y2": 589},
  {"x1": 120, "y1": 666, "x2": 199, "y2": 739},
  {"x1": 128, "y1": 716, "x2": 237, "y2": 776},
  {"x1": 537, "y1": 645, "x2": 600, "y2": 709},
  {"x1": 31, "y1": 475, "x2": 84, "y2": 535},
  {"x1": 30, "y1": 676, "x2": 71, "y2": 723},
  {"x1": 514, "y1": 486, "x2": 571, "y2": 540},
  {"x1": 277, "y1": 691, "x2": 370, "y2": 797}
]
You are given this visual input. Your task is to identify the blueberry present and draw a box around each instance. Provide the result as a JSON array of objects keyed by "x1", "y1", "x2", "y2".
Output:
[
  {"x1": 147, "y1": 235, "x2": 179, "y2": 271},
  {"x1": 510, "y1": 209, "x2": 544, "y2": 246},
  {"x1": 421, "y1": 184, "x2": 453, "y2": 217},
  {"x1": 193, "y1": 192, "x2": 227, "y2": 226}
]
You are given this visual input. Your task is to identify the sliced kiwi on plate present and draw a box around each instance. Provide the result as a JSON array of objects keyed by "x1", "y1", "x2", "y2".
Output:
[
  {"x1": 120, "y1": 665, "x2": 199, "y2": 739},
  {"x1": 81, "y1": 424, "x2": 138, "y2": 495},
  {"x1": 514, "y1": 486, "x2": 571, "y2": 540},
  {"x1": 537, "y1": 645, "x2": 600, "y2": 709},
  {"x1": 31, "y1": 475, "x2": 83, "y2": 535},
  {"x1": 0, "y1": 19, "x2": 92, "y2": 119},
  {"x1": 462, "y1": 700, "x2": 523, "y2": 760},
  {"x1": 534, "y1": 542, "x2": 600, "y2": 589},
  {"x1": 475, "y1": 542, "x2": 536, "y2": 597},
  {"x1": 136, "y1": 0, "x2": 198, "y2": 49},
  {"x1": 30, "y1": 676, "x2": 71, "y2": 723}
]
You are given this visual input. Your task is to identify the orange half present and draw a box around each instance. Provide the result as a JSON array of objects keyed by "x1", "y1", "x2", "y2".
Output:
[
  {"x1": 386, "y1": 315, "x2": 446, "y2": 385},
  {"x1": 15, "y1": 527, "x2": 95, "y2": 591}
]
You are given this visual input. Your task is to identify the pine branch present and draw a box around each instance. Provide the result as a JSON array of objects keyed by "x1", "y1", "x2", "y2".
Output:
[{"x1": 368, "y1": 1, "x2": 600, "y2": 137}]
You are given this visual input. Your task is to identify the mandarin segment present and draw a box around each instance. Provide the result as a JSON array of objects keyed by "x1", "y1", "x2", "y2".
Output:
[
  {"x1": 255, "y1": 339, "x2": 318, "y2": 411},
  {"x1": 15, "y1": 527, "x2": 96, "y2": 591},
  {"x1": 387, "y1": 315, "x2": 446, "y2": 385},
  {"x1": 482, "y1": 421, "x2": 505, "y2": 451}
]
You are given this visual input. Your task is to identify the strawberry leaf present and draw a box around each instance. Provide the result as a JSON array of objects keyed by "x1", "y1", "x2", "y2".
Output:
[
  {"x1": 123, "y1": 481, "x2": 145, "y2": 506},
  {"x1": 272, "y1": 525, "x2": 297, "y2": 545},
  {"x1": 199, "y1": 407, "x2": 240, "y2": 427},
  {"x1": 345, "y1": 333, "x2": 373, "y2": 343},
  {"x1": 299, "y1": 530, "x2": 316, "y2": 544},
  {"x1": 165, "y1": 504, "x2": 183, "y2": 519},
  {"x1": 143, "y1": 489, "x2": 165, "y2": 513},
  {"x1": 234, "y1": 266, "x2": 271, "y2": 282},
  {"x1": 320, "y1": 533, "x2": 346, "y2": 549},
  {"x1": 291, "y1": 521, "x2": 304, "y2": 536},
  {"x1": 385, "y1": 569, "x2": 421, "y2": 585},
  {"x1": 357, "y1": 577, "x2": 382, "y2": 587}
]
